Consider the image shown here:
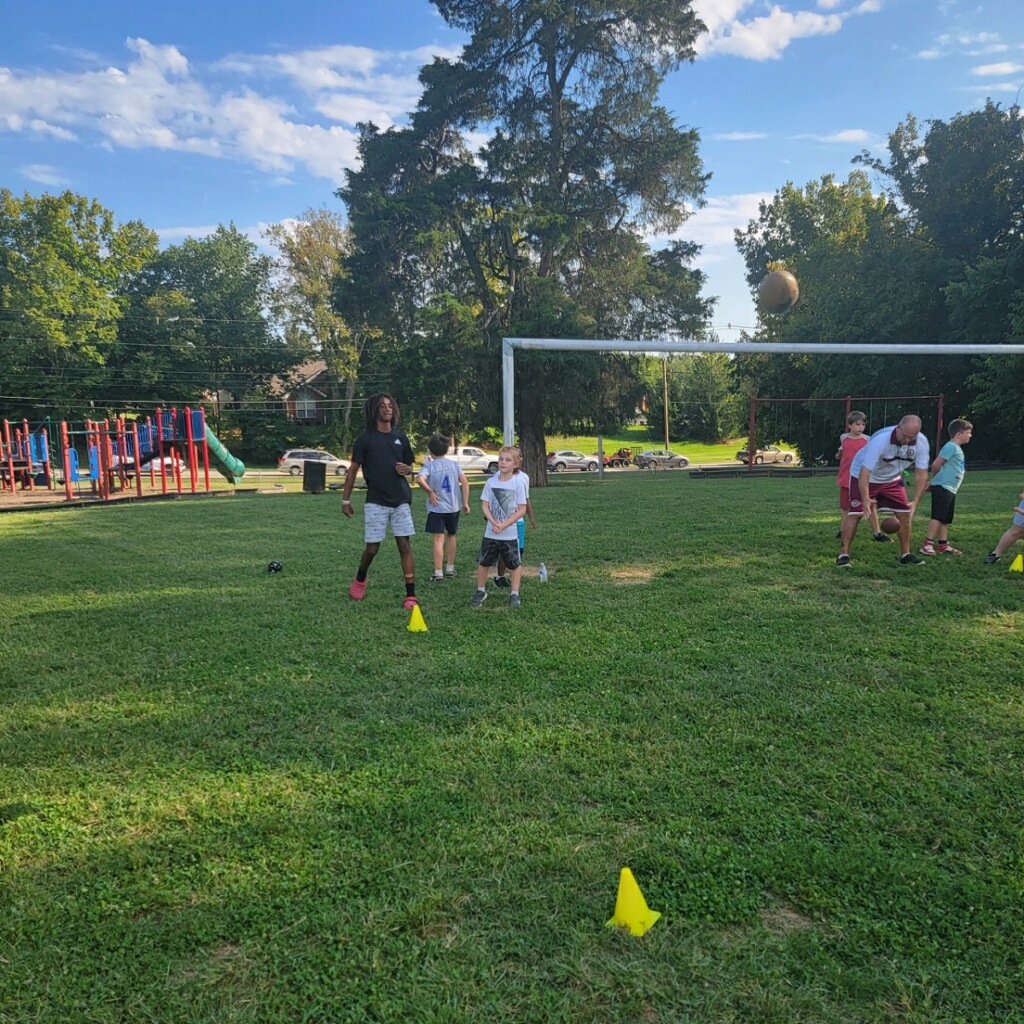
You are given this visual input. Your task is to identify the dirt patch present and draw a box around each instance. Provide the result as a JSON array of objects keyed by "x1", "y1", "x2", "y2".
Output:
[{"x1": 610, "y1": 565, "x2": 657, "y2": 584}]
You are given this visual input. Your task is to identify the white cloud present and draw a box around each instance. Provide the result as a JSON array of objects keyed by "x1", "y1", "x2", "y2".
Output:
[
  {"x1": 807, "y1": 128, "x2": 872, "y2": 143},
  {"x1": 693, "y1": 0, "x2": 879, "y2": 61},
  {"x1": 0, "y1": 36, "x2": 432, "y2": 186},
  {"x1": 972, "y1": 61, "x2": 1024, "y2": 76},
  {"x1": 19, "y1": 163, "x2": 70, "y2": 186},
  {"x1": 670, "y1": 192, "x2": 773, "y2": 249},
  {"x1": 713, "y1": 130, "x2": 769, "y2": 140}
]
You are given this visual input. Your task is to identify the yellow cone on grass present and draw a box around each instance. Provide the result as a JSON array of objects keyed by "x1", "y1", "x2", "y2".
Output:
[
  {"x1": 606, "y1": 867, "x2": 661, "y2": 936},
  {"x1": 1010, "y1": 554, "x2": 1023, "y2": 573},
  {"x1": 407, "y1": 604, "x2": 428, "y2": 632}
]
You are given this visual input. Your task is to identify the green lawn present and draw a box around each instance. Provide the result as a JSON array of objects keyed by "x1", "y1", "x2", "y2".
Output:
[{"x1": 1, "y1": 472, "x2": 1021, "y2": 1022}]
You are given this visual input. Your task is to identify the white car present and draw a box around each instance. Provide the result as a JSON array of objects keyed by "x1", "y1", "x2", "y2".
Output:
[
  {"x1": 278, "y1": 449, "x2": 351, "y2": 476},
  {"x1": 445, "y1": 446, "x2": 500, "y2": 474}
]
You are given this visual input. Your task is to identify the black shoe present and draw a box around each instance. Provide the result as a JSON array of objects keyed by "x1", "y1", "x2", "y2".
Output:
[
  {"x1": 493, "y1": 575, "x2": 511, "y2": 589},
  {"x1": 984, "y1": 552, "x2": 1001, "y2": 565},
  {"x1": 836, "y1": 554, "x2": 852, "y2": 568},
  {"x1": 873, "y1": 532, "x2": 893, "y2": 543},
  {"x1": 900, "y1": 552, "x2": 926, "y2": 566}
]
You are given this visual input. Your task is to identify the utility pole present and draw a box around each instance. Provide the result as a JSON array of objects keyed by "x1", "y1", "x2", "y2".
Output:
[{"x1": 662, "y1": 356, "x2": 670, "y2": 449}]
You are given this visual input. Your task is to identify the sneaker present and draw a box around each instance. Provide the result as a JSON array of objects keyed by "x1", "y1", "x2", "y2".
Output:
[
  {"x1": 836, "y1": 554, "x2": 852, "y2": 568},
  {"x1": 919, "y1": 543, "x2": 937, "y2": 556},
  {"x1": 509, "y1": 593, "x2": 521, "y2": 608},
  {"x1": 426, "y1": 573, "x2": 445, "y2": 583},
  {"x1": 937, "y1": 543, "x2": 962, "y2": 555},
  {"x1": 493, "y1": 575, "x2": 511, "y2": 589},
  {"x1": 349, "y1": 577, "x2": 367, "y2": 600},
  {"x1": 470, "y1": 589, "x2": 487, "y2": 608},
  {"x1": 900, "y1": 553, "x2": 926, "y2": 566},
  {"x1": 403, "y1": 596, "x2": 419, "y2": 610},
  {"x1": 873, "y1": 532, "x2": 893, "y2": 543},
  {"x1": 984, "y1": 551, "x2": 1001, "y2": 565},
  {"x1": 444, "y1": 567, "x2": 456, "y2": 577}
]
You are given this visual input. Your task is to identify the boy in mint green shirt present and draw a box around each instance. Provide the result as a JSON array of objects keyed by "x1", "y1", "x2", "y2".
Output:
[{"x1": 921, "y1": 419, "x2": 973, "y2": 556}]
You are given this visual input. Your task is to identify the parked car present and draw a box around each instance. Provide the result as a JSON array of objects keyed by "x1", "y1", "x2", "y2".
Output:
[
  {"x1": 735, "y1": 444, "x2": 797, "y2": 465},
  {"x1": 279, "y1": 449, "x2": 351, "y2": 476},
  {"x1": 110, "y1": 454, "x2": 189, "y2": 477},
  {"x1": 445, "y1": 446, "x2": 500, "y2": 474},
  {"x1": 634, "y1": 449, "x2": 689, "y2": 469},
  {"x1": 548, "y1": 449, "x2": 599, "y2": 472}
]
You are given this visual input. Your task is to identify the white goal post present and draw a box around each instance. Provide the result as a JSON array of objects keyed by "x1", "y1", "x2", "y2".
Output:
[{"x1": 501, "y1": 337, "x2": 1024, "y2": 444}]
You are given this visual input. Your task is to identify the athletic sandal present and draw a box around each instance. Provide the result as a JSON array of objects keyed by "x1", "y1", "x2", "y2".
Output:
[
  {"x1": 349, "y1": 577, "x2": 367, "y2": 600},
  {"x1": 920, "y1": 543, "x2": 937, "y2": 556},
  {"x1": 937, "y1": 544, "x2": 962, "y2": 555}
]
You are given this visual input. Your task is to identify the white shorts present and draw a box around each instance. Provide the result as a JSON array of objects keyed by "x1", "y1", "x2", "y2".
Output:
[{"x1": 364, "y1": 502, "x2": 415, "y2": 543}]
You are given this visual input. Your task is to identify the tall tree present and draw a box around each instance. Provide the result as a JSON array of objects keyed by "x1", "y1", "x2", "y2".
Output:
[
  {"x1": 115, "y1": 226, "x2": 293, "y2": 442},
  {"x1": 0, "y1": 190, "x2": 157, "y2": 420},
  {"x1": 340, "y1": 0, "x2": 712, "y2": 481},
  {"x1": 265, "y1": 208, "x2": 356, "y2": 446}
]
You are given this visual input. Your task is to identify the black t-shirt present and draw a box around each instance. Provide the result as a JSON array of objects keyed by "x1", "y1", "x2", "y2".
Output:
[{"x1": 352, "y1": 429, "x2": 414, "y2": 507}]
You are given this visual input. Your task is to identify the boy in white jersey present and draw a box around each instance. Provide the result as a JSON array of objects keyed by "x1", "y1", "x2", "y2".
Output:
[
  {"x1": 471, "y1": 446, "x2": 528, "y2": 608},
  {"x1": 494, "y1": 446, "x2": 537, "y2": 588}
]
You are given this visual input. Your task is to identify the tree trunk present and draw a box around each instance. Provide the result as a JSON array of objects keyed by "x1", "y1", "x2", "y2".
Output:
[{"x1": 518, "y1": 380, "x2": 549, "y2": 487}]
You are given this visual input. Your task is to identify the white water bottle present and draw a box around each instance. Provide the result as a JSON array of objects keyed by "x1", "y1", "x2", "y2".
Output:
[{"x1": 538, "y1": 562, "x2": 548, "y2": 583}]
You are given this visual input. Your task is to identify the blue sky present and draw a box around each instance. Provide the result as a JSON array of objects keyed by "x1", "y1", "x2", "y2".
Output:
[{"x1": 2, "y1": 0, "x2": 1021, "y2": 336}]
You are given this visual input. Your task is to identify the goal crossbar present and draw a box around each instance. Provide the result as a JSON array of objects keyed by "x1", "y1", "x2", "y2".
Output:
[{"x1": 501, "y1": 337, "x2": 1024, "y2": 443}]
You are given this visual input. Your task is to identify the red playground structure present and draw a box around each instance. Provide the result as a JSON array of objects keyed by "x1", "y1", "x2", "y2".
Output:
[{"x1": 1, "y1": 407, "x2": 245, "y2": 504}]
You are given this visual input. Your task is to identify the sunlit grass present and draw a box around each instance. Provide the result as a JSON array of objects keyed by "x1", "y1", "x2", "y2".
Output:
[{"x1": 1, "y1": 470, "x2": 1022, "y2": 1021}]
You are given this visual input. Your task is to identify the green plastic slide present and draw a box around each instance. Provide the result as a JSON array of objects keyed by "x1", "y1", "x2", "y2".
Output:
[{"x1": 204, "y1": 425, "x2": 246, "y2": 484}]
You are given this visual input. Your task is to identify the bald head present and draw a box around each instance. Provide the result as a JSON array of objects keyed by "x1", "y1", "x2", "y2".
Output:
[{"x1": 897, "y1": 415, "x2": 922, "y2": 444}]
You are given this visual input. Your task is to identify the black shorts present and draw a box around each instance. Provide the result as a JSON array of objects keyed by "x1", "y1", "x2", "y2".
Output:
[
  {"x1": 477, "y1": 537, "x2": 521, "y2": 569},
  {"x1": 929, "y1": 485, "x2": 956, "y2": 525},
  {"x1": 425, "y1": 511, "x2": 460, "y2": 535}
]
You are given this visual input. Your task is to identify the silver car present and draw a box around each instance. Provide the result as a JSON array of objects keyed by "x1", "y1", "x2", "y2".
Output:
[
  {"x1": 635, "y1": 449, "x2": 689, "y2": 469},
  {"x1": 547, "y1": 449, "x2": 599, "y2": 472},
  {"x1": 278, "y1": 449, "x2": 351, "y2": 476}
]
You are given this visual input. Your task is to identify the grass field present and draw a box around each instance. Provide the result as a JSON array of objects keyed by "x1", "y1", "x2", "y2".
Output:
[{"x1": 1, "y1": 471, "x2": 1022, "y2": 1023}]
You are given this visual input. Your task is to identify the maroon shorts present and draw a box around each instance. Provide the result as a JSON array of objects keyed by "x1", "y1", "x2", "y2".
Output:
[
  {"x1": 839, "y1": 485, "x2": 852, "y2": 512},
  {"x1": 848, "y1": 478, "x2": 912, "y2": 515}
]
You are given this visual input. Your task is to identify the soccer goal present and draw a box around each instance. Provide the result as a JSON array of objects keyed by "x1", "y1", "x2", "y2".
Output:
[{"x1": 501, "y1": 337, "x2": 1024, "y2": 452}]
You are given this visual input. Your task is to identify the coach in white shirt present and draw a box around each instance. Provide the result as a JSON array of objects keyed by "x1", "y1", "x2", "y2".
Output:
[{"x1": 837, "y1": 415, "x2": 931, "y2": 567}]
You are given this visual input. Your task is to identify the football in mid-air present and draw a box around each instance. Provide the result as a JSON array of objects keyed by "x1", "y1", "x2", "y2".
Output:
[
  {"x1": 757, "y1": 270, "x2": 800, "y2": 313},
  {"x1": 268, "y1": 560, "x2": 283, "y2": 573},
  {"x1": 881, "y1": 517, "x2": 900, "y2": 534}
]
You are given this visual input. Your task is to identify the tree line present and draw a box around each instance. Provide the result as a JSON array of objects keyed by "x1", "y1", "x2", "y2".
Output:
[{"x1": 2, "y1": 1, "x2": 1021, "y2": 471}]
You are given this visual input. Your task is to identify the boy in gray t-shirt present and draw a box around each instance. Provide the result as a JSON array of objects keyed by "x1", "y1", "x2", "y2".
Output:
[{"x1": 416, "y1": 434, "x2": 470, "y2": 582}]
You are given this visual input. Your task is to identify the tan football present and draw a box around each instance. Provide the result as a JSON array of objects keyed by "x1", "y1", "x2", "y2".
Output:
[{"x1": 757, "y1": 270, "x2": 800, "y2": 313}]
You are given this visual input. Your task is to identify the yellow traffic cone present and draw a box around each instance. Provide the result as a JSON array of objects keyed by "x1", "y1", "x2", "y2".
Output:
[
  {"x1": 407, "y1": 604, "x2": 428, "y2": 632},
  {"x1": 606, "y1": 867, "x2": 661, "y2": 936},
  {"x1": 1010, "y1": 554, "x2": 1023, "y2": 573}
]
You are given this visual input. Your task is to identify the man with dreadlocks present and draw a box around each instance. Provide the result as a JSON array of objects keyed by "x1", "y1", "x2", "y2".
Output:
[{"x1": 341, "y1": 392, "x2": 419, "y2": 609}]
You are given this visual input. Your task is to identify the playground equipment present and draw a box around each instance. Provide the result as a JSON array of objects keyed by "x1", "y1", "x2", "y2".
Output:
[{"x1": 1, "y1": 407, "x2": 244, "y2": 503}]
